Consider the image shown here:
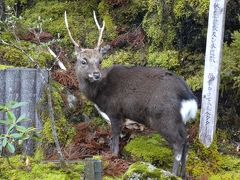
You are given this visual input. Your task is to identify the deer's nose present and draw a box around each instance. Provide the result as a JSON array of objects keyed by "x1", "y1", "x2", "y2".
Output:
[{"x1": 93, "y1": 71, "x2": 101, "y2": 80}]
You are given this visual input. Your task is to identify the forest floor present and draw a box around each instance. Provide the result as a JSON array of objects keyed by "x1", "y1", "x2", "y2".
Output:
[{"x1": 46, "y1": 122, "x2": 159, "y2": 177}]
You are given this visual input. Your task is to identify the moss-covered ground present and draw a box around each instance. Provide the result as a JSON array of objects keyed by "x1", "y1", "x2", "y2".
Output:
[
  {"x1": 123, "y1": 132, "x2": 240, "y2": 179},
  {"x1": 0, "y1": 155, "x2": 84, "y2": 180}
]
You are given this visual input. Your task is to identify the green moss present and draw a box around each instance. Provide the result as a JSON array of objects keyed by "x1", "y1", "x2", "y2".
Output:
[
  {"x1": 123, "y1": 134, "x2": 172, "y2": 169},
  {"x1": 21, "y1": 1, "x2": 115, "y2": 47},
  {"x1": 0, "y1": 42, "x2": 54, "y2": 68},
  {"x1": 209, "y1": 171, "x2": 240, "y2": 180},
  {"x1": 187, "y1": 137, "x2": 222, "y2": 177},
  {"x1": 0, "y1": 155, "x2": 84, "y2": 179},
  {"x1": 109, "y1": 0, "x2": 147, "y2": 26},
  {"x1": 0, "y1": 31, "x2": 15, "y2": 42},
  {"x1": 142, "y1": 0, "x2": 210, "y2": 52},
  {"x1": 33, "y1": 147, "x2": 44, "y2": 163},
  {"x1": 187, "y1": 134, "x2": 240, "y2": 178},
  {"x1": 0, "y1": 64, "x2": 14, "y2": 70},
  {"x1": 5, "y1": 0, "x2": 28, "y2": 7},
  {"x1": 123, "y1": 162, "x2": 180, "y2": 180},
  {"x1": 98, "y1": 1, "x2": 117, "y2": 40},
  {"x1": 81, "y1": 97, "x2": 96, "y2": 118},
  {"x1": 40, "y1": 82, "x2": 75, "y2": 146},
  {"x1": 103, "y1": 176, "x2": 121, "y2": 180},
  {"x1": 90, "y1": 117, "x2": 109, "y2": 130},
  {"x1": 219, "y1": 155, "x2": 240, "y2": 172}
]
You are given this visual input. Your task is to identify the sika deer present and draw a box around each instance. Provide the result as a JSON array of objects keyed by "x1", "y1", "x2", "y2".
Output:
[{"x1": 64, "y1": 11, "x2": 198, "y2": 178}]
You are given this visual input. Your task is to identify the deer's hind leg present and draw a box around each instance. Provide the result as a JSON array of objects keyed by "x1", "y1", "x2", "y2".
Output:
[
  {"x1": 152, "y1": 115, "x2": 187, "y2": 177},
  {"x1": 171, "y1": 123, "x2": 188, "y2": 177}
]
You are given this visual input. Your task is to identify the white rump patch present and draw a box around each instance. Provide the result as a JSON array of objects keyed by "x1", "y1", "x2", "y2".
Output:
[
  {"x1": 94, "y1": 104, "x2": 111, "y2": 125},
  {"x1": 180, "y1": 99, "x2": 198, "y2": 124}
]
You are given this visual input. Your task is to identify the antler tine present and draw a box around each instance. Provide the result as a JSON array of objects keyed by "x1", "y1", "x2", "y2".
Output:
[
  {"x1": 64, "y1": 11, "x2": 80, "y2": 47},
  {"x1": 93, "y1": 11, "x2": 105, "y2": 48}
]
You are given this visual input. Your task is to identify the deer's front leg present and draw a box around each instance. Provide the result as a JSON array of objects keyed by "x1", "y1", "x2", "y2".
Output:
[{"x1": 109, "y1": 116, "x2": 123, "y2": 155}]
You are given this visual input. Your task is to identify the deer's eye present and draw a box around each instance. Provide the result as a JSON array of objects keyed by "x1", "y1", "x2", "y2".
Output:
[{"x1": 81, "y1": 58, "x2": 87, "y2": 65}]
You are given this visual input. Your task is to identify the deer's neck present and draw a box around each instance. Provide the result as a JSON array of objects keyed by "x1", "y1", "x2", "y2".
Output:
[
  {"x1": 78, "y1": 79, "x2": 100, "y2": 102},
  {"x1": 78, "y1": 68, "x2": 110, "y2": 103}
]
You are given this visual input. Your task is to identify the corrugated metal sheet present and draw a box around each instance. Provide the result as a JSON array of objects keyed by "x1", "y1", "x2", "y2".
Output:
[{"x1": 0, "y1": 68, "x2": 48, "y2": 154}]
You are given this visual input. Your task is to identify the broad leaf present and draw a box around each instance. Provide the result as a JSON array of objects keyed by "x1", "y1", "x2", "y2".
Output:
[
  {"x1": 16, "y1": 114, "x2": 30, "y2": 123},
  {"x1": 0, "y1": 120, "x2": 10, "y2": 125},
  {"x1": 22, "y1": 134, "x2": 30, "y2": 140},
  {"x1": 26, "y1": 127, "x2": 36, "y2": 132},
  {"x1": 10, "y1": 102, "x2": 28, "y2": 109},
  {"x1": 10, "y1": 133, "x2": 22, "y2": 139},
  {"x1": 16, "y1": 125, "x2": 27, "y2": 133},
  {"x1": 6, "y1": 142, "x2": 15, "y2": 154},
  {"x1": 0, "y1": 105, "x2": 7, "y2": 112},
  {"x1": 7, "y1": 111, "x2": 16, "y2": 123},
  {"x1": 2, "y1": 138, "x2": 7, "y2": 147},
  {"x1": 7, "y1": 124, "x2": 15, "y2": 134}
]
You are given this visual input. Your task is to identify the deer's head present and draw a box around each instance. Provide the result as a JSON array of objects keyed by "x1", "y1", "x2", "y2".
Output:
[{"x1": 65, "y1": 11, "x2": 106, "y2": 82}]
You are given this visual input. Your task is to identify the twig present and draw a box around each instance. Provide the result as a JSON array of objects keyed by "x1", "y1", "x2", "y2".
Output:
[{"x1": 46, "y1": 83, "x2": 66, "y2": 167}]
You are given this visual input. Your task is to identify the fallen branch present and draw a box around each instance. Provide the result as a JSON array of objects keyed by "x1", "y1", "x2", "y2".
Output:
[{"x1": 46, "y1": 83, "x2": 66, "y2": 167}]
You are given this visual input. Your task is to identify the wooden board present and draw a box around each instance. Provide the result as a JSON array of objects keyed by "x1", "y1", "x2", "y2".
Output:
[{"x1": 199, "y1": 0, "x2": 227, "y2": 147}]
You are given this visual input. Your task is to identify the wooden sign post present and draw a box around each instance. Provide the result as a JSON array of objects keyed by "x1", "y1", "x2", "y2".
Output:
[{"x1": 199, "y1": 0, "x2": 227, "y2": 147}]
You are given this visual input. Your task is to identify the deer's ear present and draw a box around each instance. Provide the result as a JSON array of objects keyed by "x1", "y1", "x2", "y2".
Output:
[
  {"x1": 74, "y1": 46, "x2": 82, "y2": 53},
  {"x1": 99, "y1": 44, "x2": 111, "y2": 57}
]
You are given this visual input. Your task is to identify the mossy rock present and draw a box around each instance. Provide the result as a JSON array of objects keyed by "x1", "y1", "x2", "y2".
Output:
[
  {"x1": 0, "y1": 155, "x2": 84, "y2": 180},
  {"x1": 123, "y1": 134, "x2": 172, "y2": 169},
  {"x1": 123, "y1": 162, "x2": 180, "y2": 180}
]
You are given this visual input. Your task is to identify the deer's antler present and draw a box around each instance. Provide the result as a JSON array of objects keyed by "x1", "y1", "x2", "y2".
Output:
[
  {"x1": 64, "y1": 11, "x2": 80, "y2": 47},
  {"x1": 93, "y1": 11, "x2": 105, "y2": 49}
]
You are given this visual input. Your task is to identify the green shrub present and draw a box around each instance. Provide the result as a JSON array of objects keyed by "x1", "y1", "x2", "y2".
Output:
[
  {"x1": 221, "y1": 31, "x2": 240, "y2": 96},
  {"x1": 102, "y1": 50, "x2": 146, "y2": 68},
  {"x1": 0, "y1": 102, "x2": 36, "y2": 156},
  {"x1": 186, "y1": 69, "x2": 203, "y2": 91},
  {"x1": 147, "y1": 50, "x2": 180, "y2": 71},
  {"x1": 143, "y1": 0, "x2": 176, "y2": 50}
]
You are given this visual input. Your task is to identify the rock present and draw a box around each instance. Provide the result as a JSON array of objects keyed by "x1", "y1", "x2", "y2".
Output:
[{"x1": 123, "y1": 162, "x2": 180, "y2": 180}]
